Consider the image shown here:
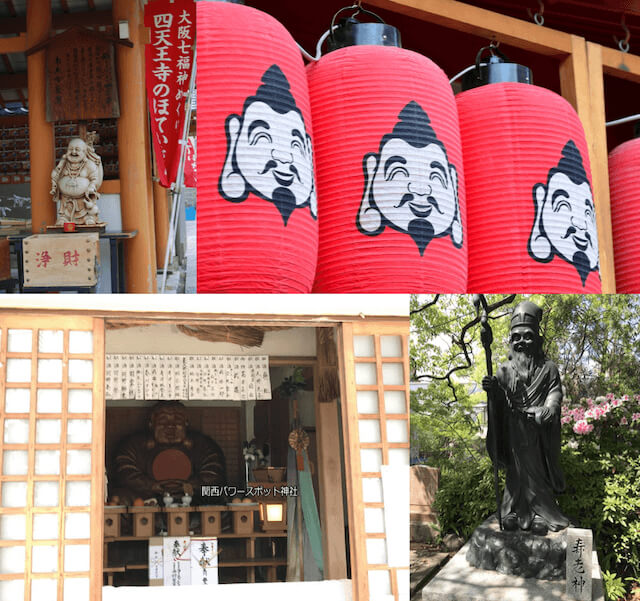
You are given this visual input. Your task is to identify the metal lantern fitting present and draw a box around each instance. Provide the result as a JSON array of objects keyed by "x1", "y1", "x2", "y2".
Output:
[
  {"x1": 461, "y1": 45, "x2": 532, "y2": 91},
  {"x1": 327, "y1": 7, "x2": 401, "y2": 53}
]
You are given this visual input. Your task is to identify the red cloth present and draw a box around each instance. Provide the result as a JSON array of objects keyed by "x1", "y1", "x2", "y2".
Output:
[{"x1": 145, "y1": 0, "x2": 195, "y2": 187}]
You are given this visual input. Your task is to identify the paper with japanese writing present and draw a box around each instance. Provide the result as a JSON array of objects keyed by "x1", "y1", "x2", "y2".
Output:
[
  {"x1": 190, "y1": 537, "x2": 218, "y2": 585},
  {"x1": 163, "y1": 536, "x2": 191, "y2": 586}
]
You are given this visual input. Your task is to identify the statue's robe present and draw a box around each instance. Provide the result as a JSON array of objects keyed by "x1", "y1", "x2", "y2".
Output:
[
  {"x1": 113, "y1": 429, "x2": 226, "y2": 505},
  {"x1": 487, "y1": 358, "x2": 569, "y2": 531}
]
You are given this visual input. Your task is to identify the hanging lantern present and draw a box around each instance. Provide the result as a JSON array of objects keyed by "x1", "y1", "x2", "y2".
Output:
[
  {"x1": 308, "y1": 6, "x2": 467, "y2": 292},
  {"x1": 609, "y1": 135, "x2": 640, "y2": 292},
  {"x1": 197, "y1": 2, "x2": 318, "y2": 292},
  {"x1": 457, "y1": 48, "x2": 601, "y2": 292}
]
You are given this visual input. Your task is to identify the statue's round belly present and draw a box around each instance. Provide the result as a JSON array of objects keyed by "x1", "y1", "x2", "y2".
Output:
[{"x1": 58, "y1": 175, "x2": 90, "y2": 197}]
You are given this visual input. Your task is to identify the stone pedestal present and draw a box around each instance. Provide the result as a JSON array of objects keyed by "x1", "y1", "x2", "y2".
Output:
[
  {"x1": 466, "y1": 515, "x2": 566, "y2": 580},
  {"x1": 422, "y1": 517, "x2": 605, "y2": 601}
]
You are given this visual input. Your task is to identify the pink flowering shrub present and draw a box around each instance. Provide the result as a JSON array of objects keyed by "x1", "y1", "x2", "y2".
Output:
[
  {"x1": 559, "y1": 392, "x2": 640, "y2": 600},
  {"x1": 561, "y1": 393, "x2": 640, "y2": 441}
]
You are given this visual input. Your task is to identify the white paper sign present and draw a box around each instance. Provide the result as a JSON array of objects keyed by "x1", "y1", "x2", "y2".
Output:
[
  {"x1": 163, "y1": 536, "x2": 191, "y2": 586},
  {"x1": 190, "y1": 537, "x2": 218, "y2": 586}
]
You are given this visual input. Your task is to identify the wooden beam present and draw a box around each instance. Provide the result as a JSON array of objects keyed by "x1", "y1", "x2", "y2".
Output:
[
  {"x1": 0, "y1": 33, "x2": 26, "y2": 54},
  {"x1": 366, "y1": 0, "x2": 573, "y2": 55},
  {"x1": 27, "y1": 0, "x2": 56, "y2": 233},
  {"x1": 0, "y1": 72, "x2": 27, "y2": 90},
  {"x1": 0, "y1": 10, "x2": 111, "y2": 35},
  {"x1": 601, "y1": 46, "x2": 640, "y2": 83},
  {"x1": 314, "y1": 357, "x2": 348, "y2": 580},
  {"x1": 587, "y1": 42, "x2": 617, "y2": 292}
]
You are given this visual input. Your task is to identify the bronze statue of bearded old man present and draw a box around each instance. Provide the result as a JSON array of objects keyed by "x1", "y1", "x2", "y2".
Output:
[{"x1": 482, "y1": 301, "x2": 570, "y2": 536}]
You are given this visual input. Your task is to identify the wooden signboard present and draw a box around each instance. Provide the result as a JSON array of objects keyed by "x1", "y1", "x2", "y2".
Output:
[
  {"x1": 22, "y1": 232, "x2": 99, "y2": 287},
  {"x1": 45, "y1": 27, "x2": 120, "y2": 122}
]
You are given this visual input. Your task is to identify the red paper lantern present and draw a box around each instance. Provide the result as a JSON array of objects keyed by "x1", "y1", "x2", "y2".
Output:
[
  {"x1": 457, "y1": 82, "x2": 601, "y2": 292},
  {"x1": 609, "y1": 137, "x2": 640, "y2": 292},
  {"x1": 308, "y1": 45, "x2": 467, "y2": 292},
  {"x1": 197, "y1": 2, "x2": 317, "y2": 292}
]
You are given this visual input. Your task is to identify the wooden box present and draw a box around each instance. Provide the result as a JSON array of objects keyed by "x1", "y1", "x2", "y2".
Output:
[
  {"x1": 165, "y1": 506, "x2": 193, "y2": 537},
  {"x1": 23, "y1": 233, "x2": 99, "y2": 288},
  {"x1": 103, "y1": 506, "x2": 126, "y2": 538},
  {"x1": 199, "y1": 505, "x2": 225, "y2": 536},
  {"x1": 129, "y1": 506, "x2": 158, "y2": 538},
  {"x1": 229, "y1": 504, "x2": 256, "y2": 535}
]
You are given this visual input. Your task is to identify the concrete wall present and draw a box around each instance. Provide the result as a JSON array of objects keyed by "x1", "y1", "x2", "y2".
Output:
[{"x1": 410, "y1": 465, "x2": 440, "y2": 542}]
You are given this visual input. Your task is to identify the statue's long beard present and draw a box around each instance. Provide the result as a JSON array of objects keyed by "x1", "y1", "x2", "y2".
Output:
[{"x1": 506, "y1": 350, "x2": 537, "y2": 389}]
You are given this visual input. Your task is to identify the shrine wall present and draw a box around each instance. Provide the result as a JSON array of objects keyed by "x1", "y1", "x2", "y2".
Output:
[{"x1": 105, "y1": 324, "x2": 316, "y2": 356}]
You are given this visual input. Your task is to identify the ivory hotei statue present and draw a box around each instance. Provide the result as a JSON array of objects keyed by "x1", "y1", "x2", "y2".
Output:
[
  {"x1": 111, "y1": 401, "x2": 227, "y2": 506},
  {"x1": 50, "y1": 134, "x2": 104, "y2": 226},
  {"x1": 482, "y1": 301, "x2": 570, "y2": 537}
]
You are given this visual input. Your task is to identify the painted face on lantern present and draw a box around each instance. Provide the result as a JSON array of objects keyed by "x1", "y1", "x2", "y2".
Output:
[
  {"x1": 219, "y1": 64, "x2": 316, "y2": 225},
  {"x1": 357, "y1": 101, "x2": 462, "y2": 255},
  {"x1": 528, "y1": 140, "x2": 599, "y2": 286}
]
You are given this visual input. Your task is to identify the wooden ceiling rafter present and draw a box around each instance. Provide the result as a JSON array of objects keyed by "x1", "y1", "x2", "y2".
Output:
[
  {"x1": 4, "y1": 0, "x2": 16, "y2": 17},
  {"x1": 0, "y1": 52, "x2": 25, "y2": 107},
  {"x1": 0, "y1": 9, "x2": 112, "y2": 35}
]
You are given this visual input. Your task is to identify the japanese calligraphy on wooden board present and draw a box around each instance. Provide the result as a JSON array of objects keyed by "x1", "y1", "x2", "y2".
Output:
[
  {"x1": 45, "y1": 27, "x2": 120, "y2": 122},
  {"x1": 22, "y1": 233, "x2": 99, "y2": 287}
]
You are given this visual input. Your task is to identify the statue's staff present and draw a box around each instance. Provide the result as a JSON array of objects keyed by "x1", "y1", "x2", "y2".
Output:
[{"x1": 473, "y1": 294, "x2": 503, "y2": 531}]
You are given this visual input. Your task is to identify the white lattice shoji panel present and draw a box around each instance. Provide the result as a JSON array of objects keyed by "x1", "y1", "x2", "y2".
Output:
[
  {"x1": 33, "y1": 514, "x2": 59, "y2": 540},
  {"x1": 37, "y1": 389, "x2": 62, "y2": 413},
  {"x1": 2, "y1": 482, "x2": 27, "y2": 507},
  {"x1": 63, "y1": 577, "x2": 90, "y2": 601},
  {"x1": 4, "y1": 388, "x2": 30, "y2": 413},
  {"x1": 0, "y1": 545, "x2": 25, "y2": 573},
  {"x1": 0, "y1": 514, "x2": 26, "y2": 540},
  {"x1": 38, "y1": 330, "x2": 63, "y2": 353},
  {"x1": 380, "y1": 335, "x2": 403, "y2": 358},
  {"x1": 67, "y1": 389, "x2": 92, "y2": 413},
  {"x1": 357, "y1": 390, "x2": 379, "y2": 414},
  {"x1": 68, "y1": 331, "x2": 93, "y2": 354},
  {"x1": 354, "y1": 335, "x2": 375, "y2": 357},
  {"x1": 33, "y1": 481, "x2": 59, "y2": 507},
  {"x1": 64, "y1": 544, "x2": 90, "y2": 572},
  {"x1": 31, "y1": 544, "x2": 58, "y2": 573},
  {"x1": 7, "y1": 329, "x2": 32, "y2": 352}
]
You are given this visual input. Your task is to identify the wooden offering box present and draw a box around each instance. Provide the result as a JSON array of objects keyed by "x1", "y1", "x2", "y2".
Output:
[
  {"x1": 165, "y1": 506, "x2": 194, "y2": 536},
  {"x1": 104, "y1": 506, "x2": 126, "y2": 538},
  {"x1": 200, "y1": 505, "x2": 225, "y2": 536},
  {"x1": 129, "y1": 505, "x2": 159, "y2": 538},
  {"x1": 228, "y1": 503, "x2": 257, "y2": 535}
]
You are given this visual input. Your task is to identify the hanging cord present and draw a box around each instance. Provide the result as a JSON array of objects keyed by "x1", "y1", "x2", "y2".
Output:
[
  {"x1": 161, "y1": 43, "x2": 197, "y2": 294},
  {"x1": 527, "y1": 0, "x2": 545, "y2": 26},
  {"x1": 449, "y1": 63, "x2": 487, "y2": 84},
  {"x1": 606, "y1": 114, "x2": 640, "y2": 127},
  {"x1": 614, "y1": 14, "x2": 631, "y2": 53},
  {"x1": 449, "y1": 41, "x2": 500, "y2": 85},
  {"x1": 297, "y1": 27, "x2": 336, "y2": 62}
]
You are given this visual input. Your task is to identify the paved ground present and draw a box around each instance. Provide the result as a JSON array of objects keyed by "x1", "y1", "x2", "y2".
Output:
[{"x1": 411, "y1": 543, "x2": 451, "y2": 601}]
